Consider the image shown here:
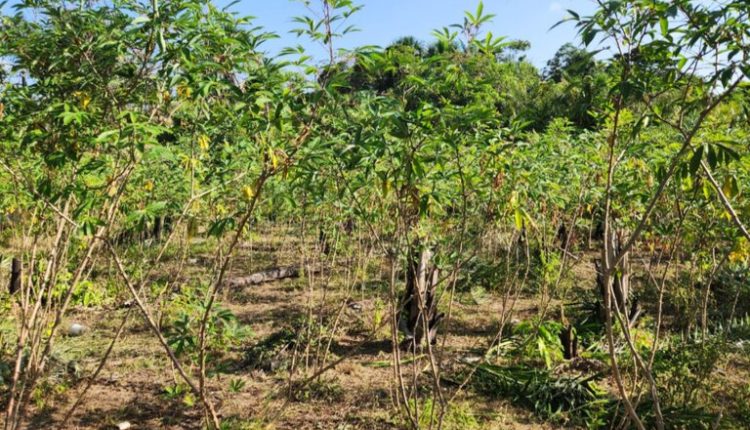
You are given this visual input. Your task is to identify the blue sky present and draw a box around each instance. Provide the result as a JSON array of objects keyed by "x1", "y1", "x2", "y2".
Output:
[
  {"x1": 1, "y1": 0, "x2": 599, "y2": 69},
  {"x1": 222, "y1": 0, "x2": 598, "y2": 68}
]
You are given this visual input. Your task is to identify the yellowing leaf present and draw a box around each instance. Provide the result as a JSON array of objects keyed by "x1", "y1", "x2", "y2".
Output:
[
  {"x1": 722, "y1": 176, "x2": 738, "y2": 199},
  {"x1": 144, "y1": 180, "x2": 154, "y2": 192},
  {"x1": 382, "y1": 178, "x2": 390, "y2": 196},
  {"x1": 729, "y1": 239, "x2": 749, "y2": 264},
  {"x1": 73, "y1": 91, "x2": 91, "y2": 109},
  {"x1": 514, "y1": 208, "x2": 524, "y2": 231},
  {"x1": 729, "y1": 251, "x2": 745, "y2": 264},
  {"x1": 198, "y1": 134, "x2": 210, "y2": 152},
  {"x1": 177, "y1": 84, "x2": 192, "y2": 99},
  {"x1": 243, "y1": 185, "x2": 255, "y2": 201}
]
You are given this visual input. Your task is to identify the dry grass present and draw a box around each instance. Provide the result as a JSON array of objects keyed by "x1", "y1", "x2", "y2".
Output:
[{"x1": 2, "y1": 228, "x2": 748, "y2": 429}]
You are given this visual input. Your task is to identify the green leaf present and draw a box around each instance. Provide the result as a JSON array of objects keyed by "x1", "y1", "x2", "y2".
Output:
[
  {"x1": 131, "y1": 15, "x2": 150, "y2": 25},
  {"x1": 255, "y1": 96, "x2": 272, "y2": 108},
  {"x1": 514, "y1": 208, "x2": 524, "y2": 231},
  {"x1": 95, "y1": 130, "x2": 120, "y2": 142}
]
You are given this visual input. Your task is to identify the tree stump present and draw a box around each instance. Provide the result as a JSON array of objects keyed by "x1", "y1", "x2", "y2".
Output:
[
  {"x1": 9, "y1": 257, "x2": 22, "y2": 295},
  {"x1": 559, "y1": 324, "x2": 578, "y2": 359},
  {"x1": 398, "y1": 247, "x2": 444, "y2": 350},
  {"x1": 595, "y1": 228, "x2": 632, "y2": 324},
  {"x1": 153, "y1": 216, "x2": 163, "y2": 241}
]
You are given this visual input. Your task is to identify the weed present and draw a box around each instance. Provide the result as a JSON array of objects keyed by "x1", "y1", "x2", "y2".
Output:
[
  {"x1": 219, "y1": 417, "x2": 273, "y2": 430},
  {"x1": 228, "y1": 378, "x2": 247, "y2": 393},
  {"x1": 163, "y1": 284, "x2": 250, "y2": 369},
  {"x1": 244, "y1": 316, "x2": 330, "y2": 372},
  {"x1": 508, "y1": 319, "x2": 564, "y2": 368},
  {"x1": 291, "y1": 377, "x2": 344, "y2": 402},
  {"x1": 654, "y1": 337, "x2": 723, "y2": 408},
  {"x1": 243, "y1": 328, "x2": 297, "y2": 372},
  {"x1": 468, "y1": 363, "x2": 610, "y2": 427},
  {"x1": 728, "y1": 384, "x2": 750, "y2": 427},
  {"x1": 371, "y1": 297, "x2": 386, "y2": 335},
  {"x1": 162, "y1": 382, "x2": 195, "y2": 407},
  {"x1": 407, "y1": 398, "x2": 480, "y2": 430},
  {"x1": 162, "y1": 382, "x2": 188, "y2": 400}
]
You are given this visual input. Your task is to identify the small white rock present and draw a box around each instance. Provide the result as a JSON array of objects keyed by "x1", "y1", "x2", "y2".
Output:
[
  {"x1": 68, "y1": 323, "x2": 86, "y2": 337},
  {"x1": 460, "y1": 355, "x2": 483, "y2": 364},
  {"x1": 116, "y1": 422, "x2": 131, "y2": 430}
]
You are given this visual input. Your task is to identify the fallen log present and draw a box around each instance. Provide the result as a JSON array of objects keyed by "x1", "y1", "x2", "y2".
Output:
[{"x1": 225, "y1": 266, "x2": 300, "y2": 288}]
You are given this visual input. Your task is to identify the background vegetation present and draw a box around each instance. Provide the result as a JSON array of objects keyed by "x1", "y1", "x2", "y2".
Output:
[{"x1": 1, "y1": 0, "x2": 749, "y2": 429}]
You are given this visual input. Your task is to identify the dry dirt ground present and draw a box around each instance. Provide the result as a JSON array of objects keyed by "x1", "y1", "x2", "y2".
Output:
[{"x1": 3, "y1": 231, "x2": 748, "y2": 429}]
